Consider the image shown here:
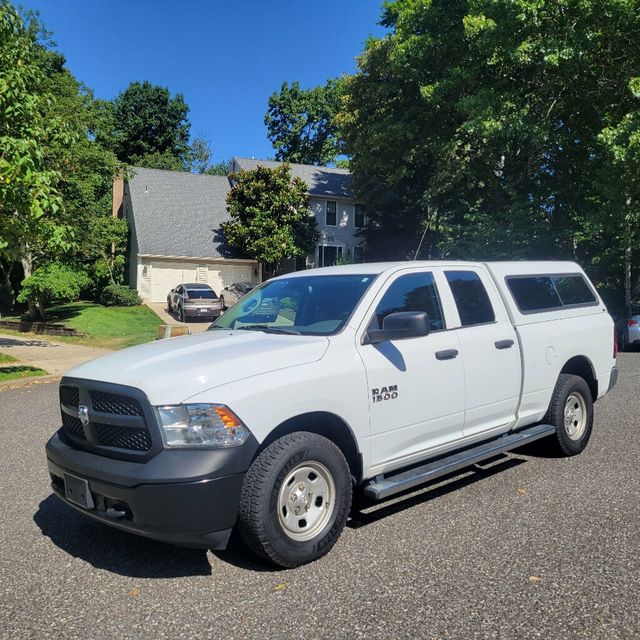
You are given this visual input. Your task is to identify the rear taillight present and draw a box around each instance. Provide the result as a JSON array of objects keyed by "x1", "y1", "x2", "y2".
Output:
[{"x1": 627, "y1": 319, "x2": 638, "y2": 327}]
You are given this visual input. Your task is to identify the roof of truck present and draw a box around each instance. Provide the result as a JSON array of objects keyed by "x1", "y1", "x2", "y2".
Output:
[{"x1": 277, "y1": 260, "x2": 583, "y2": 278}]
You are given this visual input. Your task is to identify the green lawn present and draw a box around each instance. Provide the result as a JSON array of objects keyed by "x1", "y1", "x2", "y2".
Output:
[
  {"x1": 2, "y1": 302, "x2": 162, "y2": 350},
  {"x1": 0, "y1": 366, "x2": 48, "y2": 382},
  {"x1": 0, "y1": 353, "x2": 17, "y2": 364}
]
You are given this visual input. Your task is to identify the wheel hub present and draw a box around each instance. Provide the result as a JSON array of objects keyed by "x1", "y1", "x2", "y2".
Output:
[
  {"x1": 277, "y1": 462, "x2": 335, "y2": 542},
  {"x1": 564, "y1": 392, "x2": 587, "y2": 440}
]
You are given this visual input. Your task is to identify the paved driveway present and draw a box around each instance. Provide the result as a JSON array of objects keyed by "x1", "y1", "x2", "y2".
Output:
[
  {"x1": 1, "y1": 356, "x2": 639, "y2": 639},
  {"x1": 145, "y1": 302, "x2": 211, "y2": 334}
]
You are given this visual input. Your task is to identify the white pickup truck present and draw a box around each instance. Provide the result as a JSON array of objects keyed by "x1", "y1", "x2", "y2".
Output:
[{"x1": 46, "y1": 261, "x2": 618, "y2": 567}]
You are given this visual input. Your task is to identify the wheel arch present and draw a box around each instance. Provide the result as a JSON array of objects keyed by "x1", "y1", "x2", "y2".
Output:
[
  {"x1": 559, "y1": 355, "x2": 598, "y2": 401},
  {"x1": 257, "y1": 412, "x2": 363, "y2": 485}
]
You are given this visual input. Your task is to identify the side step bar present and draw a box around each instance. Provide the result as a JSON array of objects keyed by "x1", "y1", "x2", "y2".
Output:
[{"x1": 363, "y1": 423, "x2": 556, "y2": 501}]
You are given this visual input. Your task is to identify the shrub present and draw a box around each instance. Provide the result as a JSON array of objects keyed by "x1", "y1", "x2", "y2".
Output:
[
  {"x1": 17, "y1": 263, "x2": 90, "y2": 319},
  {"x1": 100, "y1": 284, "x2": 141, "y2": 307}
]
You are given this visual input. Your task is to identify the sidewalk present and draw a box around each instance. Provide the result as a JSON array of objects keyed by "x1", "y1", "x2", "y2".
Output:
[{"x1": 0, "y1": 333, "x2": 109, "y2": 377}]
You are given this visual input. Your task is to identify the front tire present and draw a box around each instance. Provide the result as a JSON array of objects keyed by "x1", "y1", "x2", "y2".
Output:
[
  {"x1": 237, "y1": 432, "x2": 352, "y2": 568},
  {"x1": 544, "y1": 374, "x2": 594, "y2": 456}
]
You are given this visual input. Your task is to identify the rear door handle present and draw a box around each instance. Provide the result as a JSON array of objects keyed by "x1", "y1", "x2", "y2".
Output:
[
  {"x1": 495, "y1": 339, "x2": 515, "y2": 350},
  {"x1": 435, "y1": 349, "x2": 459, "y2": 360}
]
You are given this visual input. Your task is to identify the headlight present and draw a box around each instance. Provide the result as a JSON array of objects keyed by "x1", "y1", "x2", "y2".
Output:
[{"x1": 156, "y1": 404, "x2": 250, "y2": 448}]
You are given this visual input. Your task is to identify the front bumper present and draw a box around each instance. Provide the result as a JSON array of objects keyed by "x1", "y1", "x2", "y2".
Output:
[{"x1": 46, "y1": 430, "x2": 257, "y2": 549}]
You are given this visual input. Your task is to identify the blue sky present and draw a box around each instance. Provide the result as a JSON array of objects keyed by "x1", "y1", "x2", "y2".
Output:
[{"x1": 21, "y1": 0, "x2": 387, "y2": 164}]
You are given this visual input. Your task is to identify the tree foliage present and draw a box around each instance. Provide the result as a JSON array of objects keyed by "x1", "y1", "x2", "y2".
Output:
[
  {"x1": 17, "y1": 262, "x2": 90, "y2": 318},
  {"x1": 0, "y1": 1, "x2": 68, "y2": 266},
  {"x1": 96, "y1": 80, "x2": 191, "y2": 168},
  {"x1": 265, "y1": 79, "x2": 344, "y2": 166},
  {"x1": 222, "y1": 164, "x2": 318, "y2": 275},
  {"x1": 339, "y1": 0, "x2": 640, "y2": 300}
]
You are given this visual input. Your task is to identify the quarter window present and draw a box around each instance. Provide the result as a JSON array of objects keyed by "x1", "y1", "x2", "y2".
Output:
[
  {"x1": 445, "y1": 271, "x2": 495, "y2": 326},
  {"x1": 372, "y1": 272, "x2": 445, "y2": 332},
  {"x1": 325, "y1": 201, "x2": 337, "y2": 226},
  {"x1": 506, "y1": 274, "x2": 596, "y2": 313}
]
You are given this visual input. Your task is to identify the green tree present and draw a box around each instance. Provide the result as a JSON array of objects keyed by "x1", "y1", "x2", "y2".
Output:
[
  {"x1": 17, "y1": 262, "x2": 90, "y2": 319},
  {"x1": 0, "y1": 1, "x2": 69, "y2": 295},
  {"x1": 339, "y1": 0, "x2": 640, "y2": 293},
  {"x1": 221, "y1": 164, "x2": 318, "y2": 278},
  {"x1": 265, "y1": 79, "x2": 345, "y2": 166},
  {"x1": 97, "y1": 80, "x2": 191, "y2": 168}
]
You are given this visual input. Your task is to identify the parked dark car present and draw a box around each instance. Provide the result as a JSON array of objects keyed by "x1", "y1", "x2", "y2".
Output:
[
  {"x1": 219, "y1": 282, "x2": 256, "y2": 309},
  {"x1": 167, "y1": 283, "x2": 223, "y2": 322}
]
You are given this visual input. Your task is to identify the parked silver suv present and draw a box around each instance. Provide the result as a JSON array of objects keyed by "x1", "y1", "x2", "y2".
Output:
[
  {"x1": 167, "y1": 283, "x2": 223, "y2": 322},
  {"x1": 220, "y1": 281, "x2": 256, "y2": 309}
]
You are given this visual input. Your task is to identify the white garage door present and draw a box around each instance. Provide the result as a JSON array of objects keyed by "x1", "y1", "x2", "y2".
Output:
[
  {"x1": 148, "y1": 261, "x2": 197, "y2": 302},
  {"x1": 207, "y1": 264, "x2": 255, "y2": 295}
]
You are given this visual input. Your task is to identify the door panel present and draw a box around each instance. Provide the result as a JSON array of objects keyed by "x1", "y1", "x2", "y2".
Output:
[
  {"x1": 356, "y1": 270, "x2": 465, "y2": 469},
  {"x1": 444, "y1": 268, "x2": 521, "y2": 437}
]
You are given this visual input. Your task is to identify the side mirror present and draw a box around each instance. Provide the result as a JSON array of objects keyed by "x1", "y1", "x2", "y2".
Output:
[{"x1": 364, "y1": 311, "x2": 430, "y2": 345}]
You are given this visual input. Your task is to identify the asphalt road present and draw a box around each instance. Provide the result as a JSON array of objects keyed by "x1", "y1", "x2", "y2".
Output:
[{"x1": 1, "y1": 356, "x2": 639, "y2": 640}]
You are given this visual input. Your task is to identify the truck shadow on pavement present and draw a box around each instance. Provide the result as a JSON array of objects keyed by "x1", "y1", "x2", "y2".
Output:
[
  {"x1": 348, "y1": 454, "x2": 527, "y2": 528},
  {"x1": 34, "y1": 495, "x2": 213, "y2": 578}
]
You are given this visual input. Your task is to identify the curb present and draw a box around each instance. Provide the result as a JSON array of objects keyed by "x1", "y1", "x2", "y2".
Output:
[{"x1": 0, "y1": 374, "x2": 60, "y2": 392}]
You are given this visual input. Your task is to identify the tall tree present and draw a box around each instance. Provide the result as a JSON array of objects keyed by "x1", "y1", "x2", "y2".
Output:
[
  {"x1": 97, "y1": 80, "x2": 191, "y2": 168},
  {"x1": 265, "y1": 79, "x2": 344, "y2": 166},
  {"x1": 221, "y1": 164, "x2": 318, "y2": 278},
  {"x1": 339, "y1": 0, "x2": 640, "y2": 294},
  {"x1": 0, "y1": 1, "x2": 69, "y2": 303}
]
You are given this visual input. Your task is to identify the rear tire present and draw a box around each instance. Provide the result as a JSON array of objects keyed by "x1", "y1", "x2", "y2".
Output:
[
  {"x1": 237, "y1": 432, "x2": 352, "y2": 568},
  {"x1": 544, "y1": 374, "x2": 594, "y2": 456}
]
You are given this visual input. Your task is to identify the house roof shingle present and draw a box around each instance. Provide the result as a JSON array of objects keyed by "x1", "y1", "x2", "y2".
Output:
[
  {"x1": 232, "y1": 157, "x2": 353, "y2": 199},
  {"x1": 127, "y1": 167, "x2": 231, "y2": 259}
]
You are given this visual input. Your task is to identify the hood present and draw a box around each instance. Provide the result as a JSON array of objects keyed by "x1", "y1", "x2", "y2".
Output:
[{"x1": 64, "y1": 330, "x2": 330, "y2": 405}]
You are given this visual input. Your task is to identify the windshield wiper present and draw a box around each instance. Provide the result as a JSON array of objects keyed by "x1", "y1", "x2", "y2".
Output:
[{"x1": 235, "y1": 325, "x2": 301, "y2": 335}]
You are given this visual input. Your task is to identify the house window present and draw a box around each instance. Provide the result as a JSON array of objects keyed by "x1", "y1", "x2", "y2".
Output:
[
  {"x1": 325, "y1": 201, "x2": 337, "y2": 226},
  {"x1": 353, "y1": 246, "x2": 365, "y2": 263},
  {"x1": 318, "y1": 245, "x2": 343, "y2": 267},
  {"x1": 354, "y1": 204, "x2": 366, "y2": 228}
]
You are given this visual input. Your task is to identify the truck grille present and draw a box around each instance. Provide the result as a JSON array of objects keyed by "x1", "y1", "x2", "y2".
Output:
[
  {"x1": 90, "y1": 391, "x2": 143, "y2": 416},
  {"x1": 59, "y1": 380, "x2": 156, "y2": 458},
  {"x1": 94, "y1": 422, "x2": 151, "y2": 451}
]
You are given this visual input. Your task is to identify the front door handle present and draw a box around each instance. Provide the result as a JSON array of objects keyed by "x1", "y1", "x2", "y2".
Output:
[
  {"x1": 495, "y1": 339, "x2": 515, "y2": 350},
  {"x1": 435, "y1": 349, "x2": 459, "y2": 360}
]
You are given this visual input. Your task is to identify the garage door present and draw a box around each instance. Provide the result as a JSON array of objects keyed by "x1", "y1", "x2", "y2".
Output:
[
  {"x1": 207, "y1": 264, "x2": 255, "y2": 295},
  {"x1": 148, "y1": 261, "x2": 197, "y2": 302}
]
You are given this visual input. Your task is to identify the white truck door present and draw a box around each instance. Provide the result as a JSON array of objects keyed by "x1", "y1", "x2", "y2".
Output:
[
  {"x1": 356, "y1": 269, "x2": 465, "y2": 470},
  {"x1": 443, "y1": 268, "x2": 521, "y2": 437}
]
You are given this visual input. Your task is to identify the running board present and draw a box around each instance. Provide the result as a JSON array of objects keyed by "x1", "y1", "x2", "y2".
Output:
[{"x1": 363, "y1": 423, "x2": 556, "y2": 501}]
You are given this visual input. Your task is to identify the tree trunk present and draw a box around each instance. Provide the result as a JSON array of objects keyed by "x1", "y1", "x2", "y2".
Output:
[
  {"x1": 20, "y1": 253, "x2": 37, "y2": 318},
  {"x1": 0, "y1": 262, "x2": 14, "y2": 309}
]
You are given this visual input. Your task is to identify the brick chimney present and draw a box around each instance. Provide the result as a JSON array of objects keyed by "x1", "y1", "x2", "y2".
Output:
[{"x1": 112, "y1": 177, "x2": 124, "y2": 218}]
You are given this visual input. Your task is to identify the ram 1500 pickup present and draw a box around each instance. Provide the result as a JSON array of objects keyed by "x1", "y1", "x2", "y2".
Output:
[{"x1": 46, "y1": 261, "x2": 618, "y2": 567}]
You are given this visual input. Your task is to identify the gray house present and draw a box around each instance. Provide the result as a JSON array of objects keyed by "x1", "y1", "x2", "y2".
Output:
[
  {"x1": 231, "y1": 158, "x2": 366, "y2": 268},
  {"x1": 118, "y1": 168, "x2": 260, "y2": 303},
  {"x1": 116, "y1": 159, "x2": 366, "y2": 303}
]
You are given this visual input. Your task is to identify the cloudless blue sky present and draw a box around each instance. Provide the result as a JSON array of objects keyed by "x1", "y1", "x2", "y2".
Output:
[{"x1": 21, "y1": 0, "x2": 387, "y2": 164}]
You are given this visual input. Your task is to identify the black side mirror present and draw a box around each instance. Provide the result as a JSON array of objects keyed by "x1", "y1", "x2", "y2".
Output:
[{"x1": 364, "y1": 311, "x2": 430, "y2": 345}]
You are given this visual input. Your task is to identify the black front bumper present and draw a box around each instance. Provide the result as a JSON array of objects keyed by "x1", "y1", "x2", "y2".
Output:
[{"x1": 46, "y1": 430, "x2": 258, "y2": 549}]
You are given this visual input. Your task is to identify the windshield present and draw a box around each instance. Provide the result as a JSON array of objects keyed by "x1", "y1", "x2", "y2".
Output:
[{"x1": 209, "y1": 274, "x2": 377, "y2": 336}]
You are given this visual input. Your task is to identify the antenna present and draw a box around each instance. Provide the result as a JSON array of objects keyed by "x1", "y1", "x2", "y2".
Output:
[{"x1": 413, "y1": 221, "x2": 429, "y2": 260}]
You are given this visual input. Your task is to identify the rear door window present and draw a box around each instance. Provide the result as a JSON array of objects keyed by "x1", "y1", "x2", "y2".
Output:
[
  {"x1": 445, "y1": 271, "x2": 495, "y2": 326},
  {"x1": 372, "y1": 272, "x2": 445, "y2": 332}
]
